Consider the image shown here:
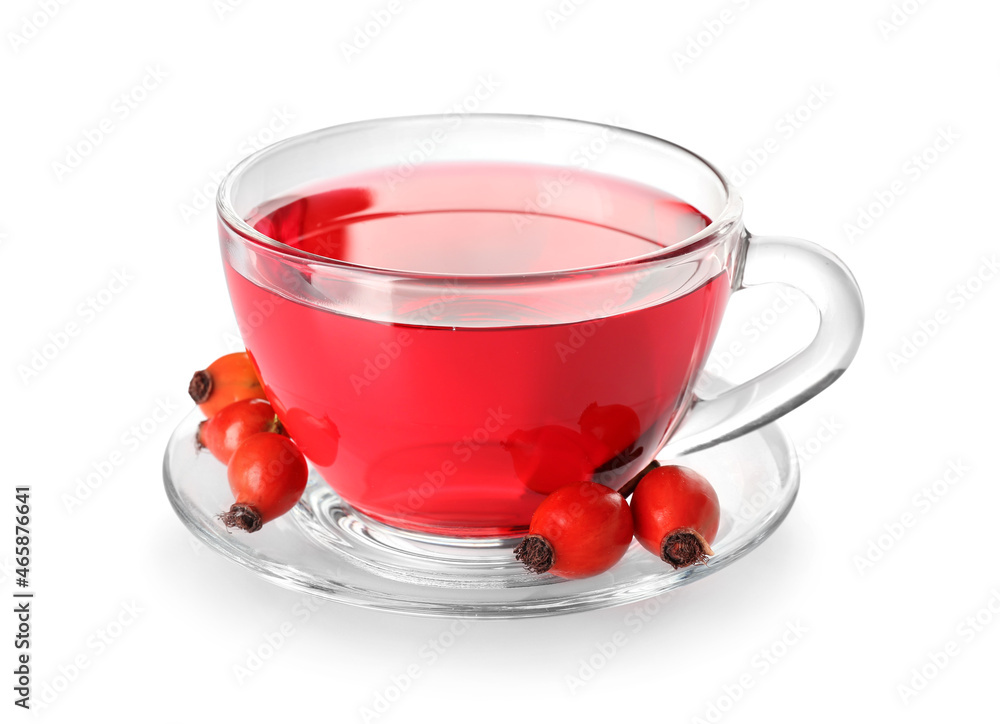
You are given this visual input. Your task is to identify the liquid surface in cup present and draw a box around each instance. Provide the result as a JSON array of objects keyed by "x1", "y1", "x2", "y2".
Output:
[{"x1": 226, "y1": 163, "x2": 730, "y2": 537}]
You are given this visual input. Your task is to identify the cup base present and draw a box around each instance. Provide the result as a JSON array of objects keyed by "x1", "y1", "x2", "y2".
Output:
[
  {"x1": 293, "y1": 484, "x2": 532, "y2": 588},
  {"x1": 164, "y1": 406, "x2": 800, "y2": 617}
]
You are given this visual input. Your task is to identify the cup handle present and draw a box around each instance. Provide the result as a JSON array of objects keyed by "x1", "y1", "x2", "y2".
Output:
[{"x1": 663, "y1": 233, "x2": 864, "y2": 455}]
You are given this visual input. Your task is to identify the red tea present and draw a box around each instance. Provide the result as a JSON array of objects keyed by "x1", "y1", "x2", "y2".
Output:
[{"x1": 224, "y1": 163, "x2": 730, "y2": 536}]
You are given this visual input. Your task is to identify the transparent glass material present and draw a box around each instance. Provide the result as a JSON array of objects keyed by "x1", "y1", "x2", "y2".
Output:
[
  {"x1": 164, "y1": 407, "x2": 799, "y2": 618},
  {"x1": 215, "y1": 115, "x2": 863, "y2": 538}
]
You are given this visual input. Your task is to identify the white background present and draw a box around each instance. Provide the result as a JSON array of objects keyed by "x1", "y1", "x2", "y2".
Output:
[{"x1": 4, "y1": 0, "x2": 999, "y2": 721}]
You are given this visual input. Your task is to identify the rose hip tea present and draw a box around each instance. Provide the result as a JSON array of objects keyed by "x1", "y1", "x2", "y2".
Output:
[{"x1": 224, "y1": 163, "x2": 731, "y2": 536}]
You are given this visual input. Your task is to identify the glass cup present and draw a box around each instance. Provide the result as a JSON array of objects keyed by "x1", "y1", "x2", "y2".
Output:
[{"x1": 216, "y1": 114, "x2": 863, "y2": 539}]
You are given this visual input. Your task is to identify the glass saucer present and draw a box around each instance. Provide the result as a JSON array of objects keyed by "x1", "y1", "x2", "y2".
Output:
[{"x1": 163, "y1": 408, "x2": 798, "y2": 618}]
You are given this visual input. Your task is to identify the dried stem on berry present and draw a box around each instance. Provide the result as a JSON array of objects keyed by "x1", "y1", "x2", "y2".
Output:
[
  {"x1": 188, "y1": 370, "x2": 212, "y2": 404},
  {"x1": 266, "y1": 415, "x2": 286, "y2": 436},
  {"x1": 219, "y1": 504, "x2": 264, "y2": 533},
  {"x1": 514, "y1": 535, "x2": 554, "y2": 574},
  {"x1": 616, "y1": 460, "x2": 661, "y2": 499},
  {"x1": 593, "y1": 444, "x2": 644, "y2": 474},
  {"x1": 660, "y1": 527, "x2": 714, "y2": 569}
]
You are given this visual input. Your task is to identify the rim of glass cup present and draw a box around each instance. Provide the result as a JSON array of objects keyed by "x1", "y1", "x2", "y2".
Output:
[{"x1": 216, "y1": 113, "x2": 744, "y2": 280}]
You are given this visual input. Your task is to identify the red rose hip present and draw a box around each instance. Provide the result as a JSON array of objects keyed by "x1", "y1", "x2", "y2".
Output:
[
  {"x1": 220, "y1": 432, "x2": 309, "y2": 532},
  {"x1": 631, "y1": 465, "x2": 720, "y2": 569},
  {"x1": 514, "y1": 481, "x2": 634, "y2": 579},
  {"x1": 197, "y1": 398, "x2": 284, "y2": 464},
  {"x1": 578, "y1": 402, "x2": 641, "y2": 468},
  {"x1": 188, "y1": 351, "x2": 267, "y2": 418},
  {"x1": 505, "y1": 425, "x2": 595, "y2": 495}
]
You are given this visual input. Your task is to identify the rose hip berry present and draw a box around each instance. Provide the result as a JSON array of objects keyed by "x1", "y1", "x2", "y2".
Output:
[
  {"x1": 197, "y1": 398, "x2": 285, "y2": 464},
  {"x1": 505, "y1": 425, "x2": 596, "y2": 495},
  {"x1": 219, "y1": 432, "x2": 308, "y2": 532},
  {"x1": 630, "y1": 465, "x2": 720, "y2": 569},
  {"x1": 514, "y1": 481, "x2": 633, "y2": 579},
  {"x1": 188, "y1": 351, "x2": 267, "y2": 418},
  {"x1": 578, "y1": 402, "x2": 641, "y2": 469},
  {"x1": 278, "y1": 407, "x2": 340, "y2": 467}
]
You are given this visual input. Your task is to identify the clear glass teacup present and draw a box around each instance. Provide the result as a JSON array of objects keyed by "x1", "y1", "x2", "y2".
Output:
[{"x1": 217, "y1": 114, "x2": 863, "y2": 538}]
